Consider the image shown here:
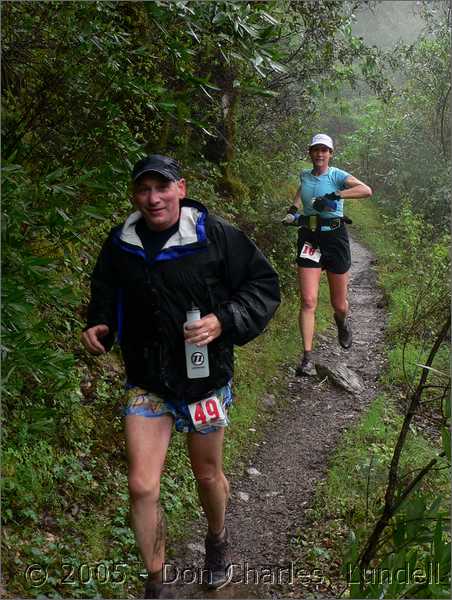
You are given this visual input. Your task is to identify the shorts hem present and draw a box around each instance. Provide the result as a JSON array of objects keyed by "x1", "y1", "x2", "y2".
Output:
[
  {"x1": 123, "y1": 408, "x2": 172, "y2": 418},
  {"x1": 325, "y1": 266, "x2": 351, "y2": 274},
  {"x1": 296, "y1": 262, "x2": 350, "y2": 273},
  {"x1": 188, "y1": 425, "x2": 227, "y2": 435},
  {"x1": 296, "y1": 260, "x2": 322, "y2": 268}
]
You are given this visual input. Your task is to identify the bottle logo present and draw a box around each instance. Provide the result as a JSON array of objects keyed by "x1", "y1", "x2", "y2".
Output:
[{"x1": 191, "y1": 352, "x2": 205, "y2": 366}]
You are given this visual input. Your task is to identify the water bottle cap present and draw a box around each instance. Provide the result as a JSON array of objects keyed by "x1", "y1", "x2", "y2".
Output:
[{"x1": 186, "y1": 305, "x2": 201, "y2": 323}]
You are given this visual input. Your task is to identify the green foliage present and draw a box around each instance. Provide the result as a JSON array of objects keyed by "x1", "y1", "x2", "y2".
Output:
[
  {"x1": 293, "y1": 389, "x2": 450, "y2": 597},
  {"x1": 347, "y1": 197, "x2": 450, "y2": 389},
  {"x1": 346, "y1": 497, "x2": 450, "y2": 599},
  {"x1": 308, "y1": 393, "x2": 450, "y2": 598},
  {"x1": 316, "y1": 395, "x2": 447, "y2": 529},
  {"x1": 342, "y1": 197, "x2": 450, "y2": 598}
]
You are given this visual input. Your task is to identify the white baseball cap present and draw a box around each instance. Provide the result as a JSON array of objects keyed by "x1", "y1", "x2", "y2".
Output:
[{"x1": 309, "y1": 133, "x2": 334, "y2": 150}]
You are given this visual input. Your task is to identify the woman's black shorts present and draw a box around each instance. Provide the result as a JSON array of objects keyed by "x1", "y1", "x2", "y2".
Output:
[{"x1": 296, "y1": 224, "x2": 351, "y2": 274}]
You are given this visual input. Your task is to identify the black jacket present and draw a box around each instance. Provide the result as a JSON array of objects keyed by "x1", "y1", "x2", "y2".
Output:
[{"x1": 86, "y1": 198, "x2": 280, "y2": 402}]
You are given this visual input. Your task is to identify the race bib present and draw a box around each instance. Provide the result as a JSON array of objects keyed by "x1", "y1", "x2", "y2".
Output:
[
  {"x1": 188, "y1": 395, "x2": 227, "y2": 431},
  {"x1": 300, "y1": 242, "x2": 321, "y2": 263}
]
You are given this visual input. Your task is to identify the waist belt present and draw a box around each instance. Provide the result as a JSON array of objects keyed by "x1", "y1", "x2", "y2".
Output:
[{"x1": 299, "y1": 215, "x2": 351, "y2": 232}]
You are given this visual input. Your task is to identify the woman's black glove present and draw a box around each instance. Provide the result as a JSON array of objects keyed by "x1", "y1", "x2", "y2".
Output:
[{"x1": 312, "y1": 192, "x2": 341, "y2": 212}]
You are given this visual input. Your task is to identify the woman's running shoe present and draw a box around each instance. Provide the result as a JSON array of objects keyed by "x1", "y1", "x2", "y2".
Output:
[{"x1": 334, "y1": 314, "x2": 353, "y2": 349}]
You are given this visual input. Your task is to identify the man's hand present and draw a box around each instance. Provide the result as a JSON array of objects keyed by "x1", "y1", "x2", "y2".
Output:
[
  {"x1": 312, "y1": 192, "x2": 341, "y2": 212},
  {"x1": 81, "y1": 324, "x2": 110, "y2": 354},
  {"x1": 184, "y1": 313, "x2": 222, "y2": 347}
]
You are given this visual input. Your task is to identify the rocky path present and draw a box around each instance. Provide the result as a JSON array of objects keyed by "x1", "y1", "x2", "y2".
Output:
[{"x1": 167, "y1": 236, "x2": 386, "y2": 599}]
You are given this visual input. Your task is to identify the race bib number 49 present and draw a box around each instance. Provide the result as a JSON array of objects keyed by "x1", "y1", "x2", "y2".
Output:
[
  {"x1": 300, "y1": 242, "x2": 321, "y2": 263},
  {"x1": 188, "y1": 395, "x2": 226, "y2": 431}
]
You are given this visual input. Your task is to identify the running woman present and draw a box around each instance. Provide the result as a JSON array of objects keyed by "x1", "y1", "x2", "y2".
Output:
[{"x1": 283, "y1": 134, "x2": 372, "y2": 376}]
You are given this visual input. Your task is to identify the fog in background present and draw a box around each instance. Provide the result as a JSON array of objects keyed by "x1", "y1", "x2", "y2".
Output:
[{"x1": 352, "y1": 0, "x2": 425, "y2": 48}]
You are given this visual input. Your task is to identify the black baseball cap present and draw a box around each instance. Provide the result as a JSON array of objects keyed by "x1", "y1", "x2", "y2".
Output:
[{"x1": 132, "y1": 154, "x2": 182, "y2": 182}]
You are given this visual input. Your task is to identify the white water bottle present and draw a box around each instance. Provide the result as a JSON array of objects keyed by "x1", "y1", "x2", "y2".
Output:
[
  {"x1": 185, "y1": 306, "x2": 210, "y2": 379},
  {"x1": 282, "y1": 213, "x2": 296, "y2": 224}
]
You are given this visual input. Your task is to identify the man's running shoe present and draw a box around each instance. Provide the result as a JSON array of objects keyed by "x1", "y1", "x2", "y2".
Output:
[
  {"x1": 204, "y1": 527, "x2": 231, "y2": 589},
  {"x1": 295, "y1": 356, "x2": 317, "y2": 377},
  {"x1": 334, "y1": 314, "x2": 353, "y2": 349}
]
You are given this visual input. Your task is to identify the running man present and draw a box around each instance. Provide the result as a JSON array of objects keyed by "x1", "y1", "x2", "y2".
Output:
[{"x1": 82, "y1": 154, "x2": 280, "y2": 598}]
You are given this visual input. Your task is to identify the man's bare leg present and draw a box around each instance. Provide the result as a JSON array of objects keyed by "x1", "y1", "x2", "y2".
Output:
[
  {"x1": 188, "y1": 427, "x2": 230, "y2": 588},
  {"x1": 125, "y1": 415, "x2": 173, "y2": 576},
  {"x1": 187, "y1": 428, "x2": 229, "y2": 535}
]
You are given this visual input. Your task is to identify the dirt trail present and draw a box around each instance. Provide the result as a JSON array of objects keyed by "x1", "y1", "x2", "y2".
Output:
[{"x1": 167, "y1": 236, "x2": 386, "y2": 599}]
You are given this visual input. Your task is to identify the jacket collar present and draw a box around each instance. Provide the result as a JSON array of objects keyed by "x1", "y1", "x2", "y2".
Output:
[{"x1": 119, "y1": 198, "x2": 208, "y2": 250}]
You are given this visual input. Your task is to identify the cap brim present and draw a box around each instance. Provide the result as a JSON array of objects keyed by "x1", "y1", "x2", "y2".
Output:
[
  {"x1": 133, "y1": 168, "x2": 177, "y2": 182},
  {"x1": 309, "y1": 143, "x2": 333, "y2": 150}
]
